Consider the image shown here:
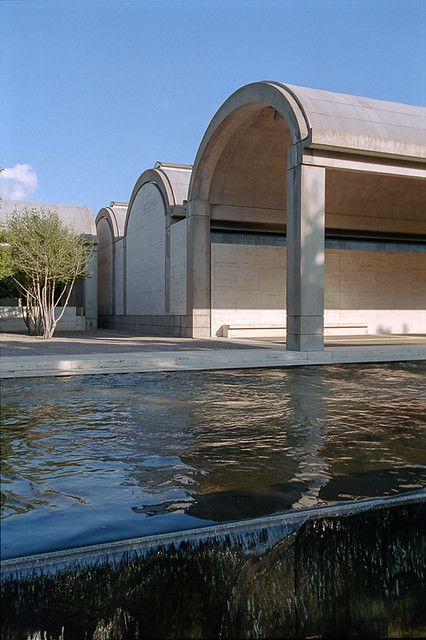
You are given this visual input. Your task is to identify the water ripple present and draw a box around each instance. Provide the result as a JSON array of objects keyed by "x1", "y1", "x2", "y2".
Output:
[{"x1": 1, "y1": 362, "x2": 425, "y2": 557}]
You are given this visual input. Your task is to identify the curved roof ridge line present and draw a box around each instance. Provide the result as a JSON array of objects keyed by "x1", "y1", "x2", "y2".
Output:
[
  {"x1": 95, "y1": 205, "x2": 127, "y2": 239},
  {"x1": 189, "y1": 81, "x2": 426, "y2": 204},
  {"x1": 188, "y1": 81, "x2": 313, "y2": 202},
  {"x1": 266, "y1": 80, "x2": 313, "y2": 139},
  {"x1": 1, "y1": 198, "x2": 96, "y2": 236},
  {"x1": 155, "y1": 166, "x2": 177, "y2": 206},
  {"x1": 154, "y1": 161, "x2": 192, "y2": 170},
  {"x1": 123, "y1": 165, "x2": 191, "y2": 236}
]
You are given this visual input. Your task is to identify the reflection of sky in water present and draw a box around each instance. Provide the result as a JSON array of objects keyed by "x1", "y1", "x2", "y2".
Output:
[{"x1": 1, "y1": 363, "x2": 425, "y2": 558}]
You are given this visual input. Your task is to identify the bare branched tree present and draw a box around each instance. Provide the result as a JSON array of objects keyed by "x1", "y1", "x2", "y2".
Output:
[{"x1": 3, "y1": 207, "x2": 91, "y2": 339}]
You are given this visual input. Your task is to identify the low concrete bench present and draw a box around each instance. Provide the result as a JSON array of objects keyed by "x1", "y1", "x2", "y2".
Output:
[{"x1": 221, "y1": 323, "x2": 368, "y2": 339}]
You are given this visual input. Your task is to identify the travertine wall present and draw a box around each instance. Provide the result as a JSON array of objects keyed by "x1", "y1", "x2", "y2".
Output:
[
  {"x1": 126, "y1": 183, "x2": 166, "y2": 315},
  {"x1": 211, "y1": 243, "x2": 426, "y2": 337},
  {"x1": 325, "y1": 249, "x2": 426, "y2": 334},
  {"x1": 211, "y1": 244, "x2": 285, "y2": 335},
  {"x1": 169, "y1": 219, "x2": 187, "y2": 315}
]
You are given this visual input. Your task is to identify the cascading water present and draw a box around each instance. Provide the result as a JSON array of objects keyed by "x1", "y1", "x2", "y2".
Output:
[
  {"x1": 1, "y1": 363, "x2": 425, "y2": 638},
  {"x1": 1, "y1": 492, "x2": 425, "y2": 639}
]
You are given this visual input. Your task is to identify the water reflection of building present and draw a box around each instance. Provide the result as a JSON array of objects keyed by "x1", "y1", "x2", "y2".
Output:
[{"x1": 176, "y1": 370, "x2": 331, "y2": 519}]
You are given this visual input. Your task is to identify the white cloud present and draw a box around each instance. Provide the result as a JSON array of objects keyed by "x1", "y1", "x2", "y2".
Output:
[{"x1": 0, "y1": 164, "x2": 39, "y2": 199}]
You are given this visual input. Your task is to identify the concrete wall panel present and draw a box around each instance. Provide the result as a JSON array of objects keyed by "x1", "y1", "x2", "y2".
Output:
[
  {"x1": 126, "y1": 183, "x2": 166, "y2": 315},
  {"x1": 114, "y1": 238, "x2": 125, "y2": 316},
  {"x1": 211, "y1": 243, "x2": 286, "y2": 336}
]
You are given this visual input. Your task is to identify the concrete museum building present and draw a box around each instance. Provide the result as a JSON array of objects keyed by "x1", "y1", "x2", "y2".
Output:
[{"x1": 97, "y1": 82, "x2": 426, "y2": 350}]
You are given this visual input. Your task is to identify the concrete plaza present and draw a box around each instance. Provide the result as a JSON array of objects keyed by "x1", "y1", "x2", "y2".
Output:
[{"x1": 1, "y1": 330, "x2": 425, "y2": 379}]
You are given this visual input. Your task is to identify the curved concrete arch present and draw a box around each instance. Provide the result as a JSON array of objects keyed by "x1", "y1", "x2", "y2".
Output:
[
  {"x1": 96, "y1": 204, "x2": 127, "y2": 240},
  {"x1": 125, "y1": 164, "x2": 191, "y2": 236},
  {"x1": 189, "y1": 81, "x2": 311, "y2": 203},
  {"x1": 125, "y1": 169, "x2": 172, "y2": 236},
  {"x1": 189, "y1": 80, "x2": 426, "y2": 203},
  {"x1": 186, "y1": 81, "x2": 426, "y2": 346},
  {"x1": 284, "y1": 82, "x2": 426, "y2": 159}
]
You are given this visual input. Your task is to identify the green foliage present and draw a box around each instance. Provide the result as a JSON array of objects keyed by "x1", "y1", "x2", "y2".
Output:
[
  {"x1": 6, "y1": 208, "x2": 89, "y2": 284},
  {"x1": 0, "y1": 229, "x2": 20, "y2": 299},
  {"x1": 0, "y1": 229, "x2": 13, "y2": 280},
  {"x1": 2, "y1": 207, "x2": 91, "y2": 338}
]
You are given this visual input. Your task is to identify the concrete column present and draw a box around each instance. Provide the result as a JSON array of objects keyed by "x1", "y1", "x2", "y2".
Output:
[
  {"x1": 164, "y1": 215, "x2": 171, "y2": 315},
  {"x1": 84, "y1": 240, "x2": 98, "y2": 330},
  {"x1": 123, "y1": 237, "x2": 127, "y2": 316},
  {"x1": 111, "y1": 235, "x2": 116, "y2": 317},
  {"x1": 286, "y1": 156, "x2": 325, "y2": 351},
  {"x1": 186, "y1": 200, "x2": 211, "y2": 338}
]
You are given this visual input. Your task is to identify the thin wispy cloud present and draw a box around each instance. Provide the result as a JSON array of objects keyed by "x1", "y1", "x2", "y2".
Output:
[{"x1": 0, "y1": 164, "x2": 39, "y2": 199}]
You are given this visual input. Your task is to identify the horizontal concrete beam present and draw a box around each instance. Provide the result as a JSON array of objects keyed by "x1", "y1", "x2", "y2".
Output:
[{"x1": 303, "y1": 149, "x2": 426, "y2": 179}]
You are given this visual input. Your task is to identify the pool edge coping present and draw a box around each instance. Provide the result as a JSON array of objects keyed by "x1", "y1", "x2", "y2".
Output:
[
  {"x1": 2, "y1": 490, "x2": 425, "y2": 576},
  {"x1": 1, "y1": 345, "x2": 426, "y2": 379}
]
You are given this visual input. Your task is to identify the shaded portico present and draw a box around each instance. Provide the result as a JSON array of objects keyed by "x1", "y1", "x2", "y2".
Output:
[{"x1": 186, "y1": 82, "x2": 426, "y2": 350}]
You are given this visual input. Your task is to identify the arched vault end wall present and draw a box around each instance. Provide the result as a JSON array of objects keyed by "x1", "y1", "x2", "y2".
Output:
[{"x1": 126, "y1": 183, "x2": 166, "y2": 315}]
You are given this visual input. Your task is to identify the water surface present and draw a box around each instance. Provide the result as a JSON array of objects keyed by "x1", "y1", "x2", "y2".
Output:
[{"x1": 1, "y1": 362, "x2": 425, "y2": 558}]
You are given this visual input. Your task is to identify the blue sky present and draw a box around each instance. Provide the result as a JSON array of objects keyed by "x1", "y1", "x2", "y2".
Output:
[{"x1": 1, "y1": 0, "x2": 425, "y2": 214}]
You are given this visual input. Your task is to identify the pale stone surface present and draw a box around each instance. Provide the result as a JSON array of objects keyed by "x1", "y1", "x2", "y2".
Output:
[
  {"x1": 211, "y1": 243, "x2": 285, "y2": 336},
  {"x1": 1, "y1": 341, "x2": 425, "y2": 379},
  {"x1": 99, "y1": 164, "x2": 192, "y2": 334},
  {"x1": 286, "y1": 162, "x2": 325, "y2": 351},
  {"x1": 186, "y1": 201, "x2": 211, "y2": 337},
  {"x1": 285, "y1": 82, "x2": 426, "y2": 159},
  {"x1": 114, "y1": 239, "x2": 125, "y2": 316},
  {"x1": 126, "y1": 183, "x2": 166, "y2": 315},
  {"x1": 84, "y1": 246, "x2": 98, "y2": 330},
  {"x1": 95, "y1": 203, "x2": 128, "y2": 318},
  {"x1": 97, "y1": 83, "x2": 425, "y2": 350},
  {"x1": 210, "y1": 244, "x2": 426, "y2": 337},
  {"x1": 325, "y1": 170, "x2": 426, "y2": 236}
]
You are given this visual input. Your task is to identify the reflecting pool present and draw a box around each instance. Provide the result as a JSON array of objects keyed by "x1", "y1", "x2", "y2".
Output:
[{"x1": 1, "y1": 362, "x2": 425, "y2": 558}]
